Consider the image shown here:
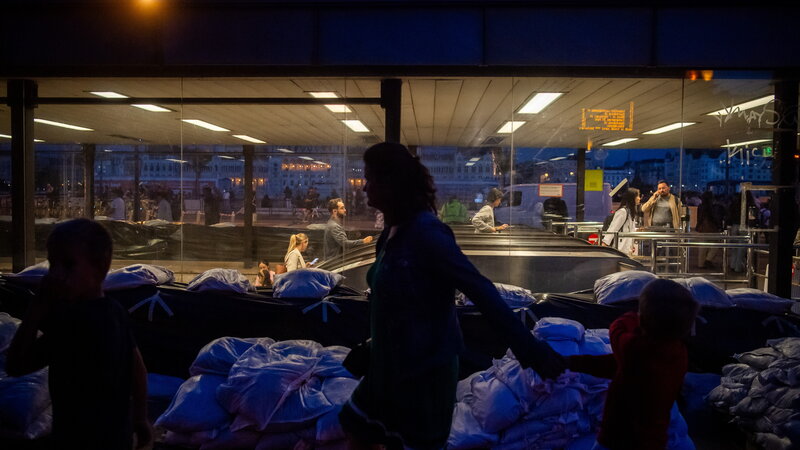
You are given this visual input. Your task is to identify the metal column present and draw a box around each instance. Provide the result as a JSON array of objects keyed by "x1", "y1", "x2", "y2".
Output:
[
  {"x1": 381, "y1": 79, "x2": 402, "y2": 144},
  {"x1": 768, "y1": 79, "x2": 799, "y2": 298},
  {"x1": 7, "y1": 80, "x2": 37, "y2": 272},
  {"x1": 83, "y1": 144, "x2": 96, "y2": 218},
  {"x1": 576, "y1": 148, "x2": 586, "y2": 222},
  {"x1": 243, "y1": 145, "x2": 255, "y2": 267}
]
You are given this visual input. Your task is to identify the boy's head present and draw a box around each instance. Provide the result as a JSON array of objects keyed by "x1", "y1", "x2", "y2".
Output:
[
  {"x1": 638, "y1": 279, "x2": 699, "y2": 340},
  {"x1": 46, "y1": 219, "x2": 113, "y2": 300}
]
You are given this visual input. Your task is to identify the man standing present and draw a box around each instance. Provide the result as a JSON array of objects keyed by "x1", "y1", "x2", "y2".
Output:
[
  {"x1": 109, "y1": 189, "x2": 126, "y2": 221},
  {"x1": 642, "y1": 180, "x2": 682, "y2": 229},
  {"x1": 323, "y1": 198, "x2": 373, "y2": 261}
]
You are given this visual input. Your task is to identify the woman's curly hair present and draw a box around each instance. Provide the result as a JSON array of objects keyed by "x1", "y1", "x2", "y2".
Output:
[{"x1": 363, "y1": 142, "x2": 437, "y2": 218}]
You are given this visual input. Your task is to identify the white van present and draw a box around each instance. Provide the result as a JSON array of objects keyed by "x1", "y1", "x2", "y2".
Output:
[{"x1": 493, "y1": 183, "x2": 612, "y2": 228}]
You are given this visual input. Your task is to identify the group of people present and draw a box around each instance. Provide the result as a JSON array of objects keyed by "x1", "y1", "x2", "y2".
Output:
[{"x1": 8, "y1": 143, "x2": 704, "y2": 450}]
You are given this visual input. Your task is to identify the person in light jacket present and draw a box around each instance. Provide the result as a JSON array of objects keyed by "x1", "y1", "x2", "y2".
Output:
[
  {"x1": 471, "y1": 188, "x2": 508, "y2": 233},
  {"x1": 603, "y1": 188, "x2": 640, "y2": 256},
  {"x1": 642, "y1": 180, "x2": 682, "y2": 229},
  {"x1": 284, "y1": 233, "x2": 311, "y2": 272}
]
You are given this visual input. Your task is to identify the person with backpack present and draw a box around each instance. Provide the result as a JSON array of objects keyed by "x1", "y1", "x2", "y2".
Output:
[{"x1": 602, "y1": 188, "x2": 640, "y2": 256}]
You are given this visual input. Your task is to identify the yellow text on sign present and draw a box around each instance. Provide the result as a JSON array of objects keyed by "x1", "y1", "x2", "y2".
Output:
[{"x1": 579, "y1": 102, "x2": 634, "y2": 131}]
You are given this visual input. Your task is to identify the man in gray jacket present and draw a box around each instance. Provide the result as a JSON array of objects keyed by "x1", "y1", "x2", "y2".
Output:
[{"x1": 323, "y1": 198, "x2": 373, "y2": 261}]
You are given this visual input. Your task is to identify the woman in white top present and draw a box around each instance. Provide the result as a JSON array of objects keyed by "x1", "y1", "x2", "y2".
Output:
[
  {"x1": 471, "y1": 188, "x2": 509, "y2": 233},
  {"x1": 602, "y1": 188, "x2": 640, "y2": 256},
  {"x1": 284, "y1": 233, "x2": 311, "y2": 272}
]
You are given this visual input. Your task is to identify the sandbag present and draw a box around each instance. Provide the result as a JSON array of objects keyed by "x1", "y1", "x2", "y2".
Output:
[
  {"x1": 2, "y1": 261, "x2": 49, "y2": 285},
  {"x1": 594, "y1": 270, "x2": 657, "y2": 305},
  {"x1": 578, "y1": 334, "x2": 612, "y2": 356},
  {"x1": 735, "y1": 347, "x2": 783, "y2": 370},
  {"x1": 447, "y1": 401, "x2": 499, "y2": 450},
  {"x1": 199, "y1": 426, "x2": 261, "y2": 450},
  {"x1": 155, "y1": 374, "x2": 231, "y2": 433},
  {"x1": 0, "y1": 368, "x2": 51, "y2": 433},
  {"x1": 189, "y1": 336, "x2": 265, "y2": 377},
  {"x1": 768, "y1": 337, "x2": 800, "y2": 360},
  {"x1": 727, "y1": 288, "x2": 794, "y2": 315},
  {"x1": 533, "y1": 317, "x2": 585, "y2": 342},
  {"x1": 272, "y1": 269, "x2": 344, "y2": 299},
  {"x1": 673, "y1": 277, "x2": 733, "y2": 309},
  {"x1": 147, "y1": 373, "x2": 185, "y2": 400},
  {"x1": 721, "y1": 363, "x2": 759, "y2": 386},
  {"x1": 706, "y1": 382, "x2": 749, "y2": 409},
  {"x1": 103, "y1": 264, "x2": 174, "y2": 291},
  {"x1": 0, "y1": 312, "x2": 21, "y2": 354},
  {"x1": 187, "y1": 268, "x2": 255, "y2": 293},
  {"x1": 457, "y1": 282, "x2": 535, "y2": 308}
]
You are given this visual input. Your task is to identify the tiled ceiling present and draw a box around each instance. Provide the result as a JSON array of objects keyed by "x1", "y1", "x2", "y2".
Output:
[{"x1": 0, "y1": 77, "x2": 778, "y2": 150}]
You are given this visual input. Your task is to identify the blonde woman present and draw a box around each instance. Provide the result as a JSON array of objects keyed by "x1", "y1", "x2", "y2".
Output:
[{"x1": 284, "y1": 233, "x2": 311, "y2": 272}]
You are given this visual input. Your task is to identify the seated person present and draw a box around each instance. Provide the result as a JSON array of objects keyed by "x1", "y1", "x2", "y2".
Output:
[{"x1": 254, "y1": 259, "x2": 275, "y2": 287}]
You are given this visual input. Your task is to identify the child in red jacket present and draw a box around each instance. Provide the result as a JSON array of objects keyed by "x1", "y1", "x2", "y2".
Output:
[{"x1": 569, "y1": 279, "x2": 699, "y2": 450}]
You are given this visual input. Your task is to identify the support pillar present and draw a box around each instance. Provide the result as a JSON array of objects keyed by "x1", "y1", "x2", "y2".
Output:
[
  {"x1": 7, "y1": 80, "x2": 37, "y2": 272},
  {"x1": 576, "y1": 148, "x2": 586, "y2": 222},
  {"x1": 768, "y1": 79, "x2": 799, "y2": 297},
  {"x1": 83, "y1": 144, "x2": 95, "y2": 218},
  {"x1": 243, "y1": 145, "x2": 255, "y2": 267},
  {"x1": 381, "y1": 79, "x2": 402, "y2": 144}
]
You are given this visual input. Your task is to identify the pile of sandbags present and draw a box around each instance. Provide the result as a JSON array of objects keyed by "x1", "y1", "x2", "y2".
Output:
[
  {"x1": 707, "y1": 337, "x2": 800, "y2": 449},
  {"x1": 156, "y1": 336, "x2": 356, "y2": 449},
  {"x1": 0, "y1": 312, "x2": 52, "y2": 440},
  {"x1": 448, "y1": 317, "x2": 694, "y2": 450}
]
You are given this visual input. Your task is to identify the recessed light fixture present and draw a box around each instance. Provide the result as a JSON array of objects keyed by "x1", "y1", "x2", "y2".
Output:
[
  {"x1": 34, "y1": 118, "x2": 94, "y2": 131},
  {"x1": 469, "y1": 157, "x2": 481, "y2": 162},
  {"x1": 602, "y1": 138, "x2": 639, "y2": 146},
  {"x1": 312, "y1": 160, "x2": 327, "y2": 165},
  {"x1": 181, "y1": 119, "x2": 230, "y2": 132},
  {"x1": 277, "y1": 148, "x2": 294, "y2": 153},
  {"x1": 325, "y1": 105, "x2": 352, "y2": 113},
  {"x1": 497, "y1": 121, "x2": 526, "y2": 134},
  {"x1": 465, "y1": 162, "x2": 476, "y2": 167},
  {"x1": 132, "y1": 104, "x2": 172, "y2": 112},
  {"x1": 90, "y1": 91, "x2": 128, "y2": 98},
  {"x1": 550, "y1": 156, "x2": 567, "y2": 161},
  {"x1": 0, "y1": 133, "x2": 43, "y2": 142},
  {"x1": 166, "y1": 158, "x2": 188, "y2": 163},
  {"x1": 707, "y1": 95, "x2": 774, "y2": 116},
  {"x1": 517, "y1": 93, "x2": 563, "y2": 114},
  {"x1": 342, "y1": 120, "x2": 370, "y2": 132},
  {"x1": 309, "y1": 92, "x2": 338, "y2": 98},
  {"x1": 218, "y1": 155, "x2": 235, "y2": 159},
  {"x1": 642, "y1": 122, "x2": 696, "y2": 135},
  {"x1": 299, "y1": 156, "x2": 315, "y2": 160},
  {"x1": 720, "y1": 139, "x2": 771, "y2": 148},
  {"x1": 232, "y1": 135, "x2": 266, "y2": 144}
]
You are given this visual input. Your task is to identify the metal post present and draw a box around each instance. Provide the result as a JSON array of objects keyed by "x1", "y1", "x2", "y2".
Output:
[
  {"x1": 381, "y1": 79, "x2": 402, "y2": 144},
  {"x1": 7, "y1": 80, "x2": 37, "y2": 272},
  {"x1": 768, "y1": 79, "x2": 798, "y2": 297},
  {"x1": 243, "y1": 145, "x2": 255, "y2": 267},
  {"x1": 133, "y1": 145, "x2": 141, "y2": 222},
  {"x1": 576, "y1": 148, "x2": 586, "y2": 222},
  {"x1": 83, "y1": 144, "x2": 95, "y2": 218}
]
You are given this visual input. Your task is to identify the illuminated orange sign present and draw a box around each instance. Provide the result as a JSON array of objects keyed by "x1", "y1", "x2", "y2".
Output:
[{"x1": 579, "y1": 102, "x2": 634, "y2": 131}]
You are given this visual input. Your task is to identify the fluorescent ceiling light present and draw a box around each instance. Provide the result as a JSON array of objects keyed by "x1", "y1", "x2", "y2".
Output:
[
  {"x1": 309, "y1": 92, "x2": 338, "y2": 98},
  {"x1": 90, "y1": 91, "x2": 128, "y2": 98},
  {"x1": 0, "y1": 134, "x2": 10, "y2": 139},
  {"x1": 277, "y1": 148, "x2": 294, "y2": 153},
  {"x1": 181, "y1": 119, "x2": 230, "y2": 132},
  {"x1": 550, "y1": 156, "x2": 567, "y2": 161},
  {"x1": 313, "y1": 160, "x2": 326, "y2": 164},
  {"x1": 325, "y1": 105, "x2": 352, "y2": 113},
  {"x1": 497, "y1": 121, "x2": 527, "y2": 133},
  {"x1": 232, "y1": 134, "x2": 266, "y2": 144},
  {"x1": 465, "y1": 162, "x2": 476, "y2": 166},
  {"x1": 517, "y1": 92, "x2": 563, "y2": 114},
  {"x1": 469, "y1": 157, "x2": 481, "y2": 162},
  {"x1": 166, "y1": 158, "x2": 188, "y2": 163},
  {"x1": 602, "y1": 138, "x2": 639, "y2": 146},
  {"x1": 34, "y1": 118, "x2": 93, "y2": 131},
  {"x1": 536, "y1": 161, "x2": 548, "y2": 165},
  {"x1": 720, "y1": 139, "x2": 771, "y2": 148},
  {"x1": 342, "y1": 120, "x2": 370, "y2": 132},
  {"x1": 218, "y1": 155, "x2": 235, "y2": 159},
  {"x1": 299, "y1": 156, "x2": 315, "y2": 160},
  {"x1": 642, "y1": 122, "x2": 696, "y2": 135},
  {"x1": 707, "y1": 95, "x2": 774, "y2": 116},
  {"x1": 132, "y1": 104, "x2": 171, "y2": 112}
]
